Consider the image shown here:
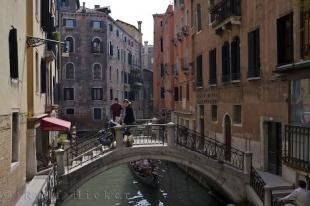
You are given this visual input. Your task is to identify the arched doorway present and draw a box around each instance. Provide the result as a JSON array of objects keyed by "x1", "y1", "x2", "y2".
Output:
[{"x1": 224, "y1": 115, "x2": 232, "y2": 161}]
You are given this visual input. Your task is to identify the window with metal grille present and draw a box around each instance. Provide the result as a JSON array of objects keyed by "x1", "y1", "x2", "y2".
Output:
[
  {"x1": 65, "y1": 63, "x2": 74, "y2": 79},
  {"x1": 277, "y1": 13, "x2": 293, "y2": 65},
  {"x1": 93, "y1": 108, "x2": 102, "y2": 120},
  {"x1": 64, "y1": 88, "x2": 74, "y2": 100},
  {"x1": 9, "y1": 28, "x2": 18, "y2": 79},
  {"x1": 233, "y1": 105, "x2": 242, "y2": 124},
  {"x1": 211, "y1": 105, "x2": 218, "y2": 122},
  {"x1": 248, "y1": 28, "x2": 260, "y2": 78},
  {"x1": 93, "y1": 64, "x2": 102, "y2": 80},
  {"x1": 66, "y1": 108, "x2": 74, "y2": 115},
  {"x1": 91, "y1": 88, "x2": 103, "y2": 100}
]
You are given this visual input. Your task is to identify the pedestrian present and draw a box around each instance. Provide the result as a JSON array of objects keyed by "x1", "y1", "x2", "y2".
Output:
[
  {"x1": 277, "y1": 180, "x2": 310, "y2": 206},
  {"x1": 110, "y1": 98, "x2": 123, "y2": 123},
  {"x1": 123, "y1": 99, "x2": 135, "y2": 125}
]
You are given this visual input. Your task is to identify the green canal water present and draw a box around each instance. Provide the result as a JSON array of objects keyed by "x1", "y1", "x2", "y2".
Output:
[{"x1": 61, "y1": 161, "x2": 229, "y2": 206}]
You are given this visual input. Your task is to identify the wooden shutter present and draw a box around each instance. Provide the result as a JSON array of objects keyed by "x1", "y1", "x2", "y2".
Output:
[
  {"x1": 196, "y1": 55, "x2": 203, "y2": 87},
  {"x1": 9, "y1": 28, "x2": 18, "y2": 79},
  {"x1": 254, "y1": 29, "x2": 260, "y2": 72},
  {"x1": 40, "y1": 58, "x2": 47, "y2": 93},
  {"x1": 248, "y1": 31, "x2": 254, "y2": 75},
  {"x1": 73, "y1": 19, "x2": 77, "y2": 27}
]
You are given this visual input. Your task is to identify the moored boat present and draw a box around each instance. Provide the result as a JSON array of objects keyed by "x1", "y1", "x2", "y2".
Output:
[{"x1": 129, "y1": 160, "x2": 159, "y2": 188}]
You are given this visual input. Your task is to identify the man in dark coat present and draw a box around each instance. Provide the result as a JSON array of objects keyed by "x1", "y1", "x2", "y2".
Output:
[
  {"x1": 123, "y1": 99, "x2": 135, "y2": 125},
  {"x1": 110, "y1": 98, "x2": 123, "y2": 122}
]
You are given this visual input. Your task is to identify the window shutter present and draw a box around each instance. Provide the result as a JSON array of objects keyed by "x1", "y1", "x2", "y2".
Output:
[
  {"x1": 90, "y1": 20, "x2": 93, "y2": 28},
  {"x1": 40, "y1": 58, "x2": 47, "y2": 93},
  {"x1": 73, "y1": 19, "x2": 77, "y2": 27},
  {"x1": 9, "y1": 28, "x2": 18, "y2": 79},
  {"x1": 254, "y1": 29, "x2": 260, "y2": 72},
  {"x1": 63, "y1": 19, "x2": 66, "y2": 26},
  {"x1": 100, "y1": 21, "x2": 103, "y2": 28},
  {"x1": 91, "y1": 88, "x2": 94, "y2": 100},
  {"x1": 248, "y1": 31, "x2": 254, "y2": 73}
]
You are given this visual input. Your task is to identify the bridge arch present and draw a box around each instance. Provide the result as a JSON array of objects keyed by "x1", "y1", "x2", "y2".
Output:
[{"x1": 58, "y1": 146, "x2": 249, "y2": 203}]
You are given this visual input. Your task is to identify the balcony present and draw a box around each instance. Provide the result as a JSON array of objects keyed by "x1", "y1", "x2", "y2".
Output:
[
  {"x1": 209, "y1": 0, "x2": 241, "y2": 32},
  {"x1": 209, "y1": 78, "x2": 217, "y2": 85},
  {"x1": 284, "y1": 125, "x2": 310, "y2": 172}
]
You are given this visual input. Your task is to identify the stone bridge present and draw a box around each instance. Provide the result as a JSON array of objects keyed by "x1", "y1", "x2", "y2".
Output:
[{"x1": 55, "y1": 123, "x2": 253, "y2": 203}]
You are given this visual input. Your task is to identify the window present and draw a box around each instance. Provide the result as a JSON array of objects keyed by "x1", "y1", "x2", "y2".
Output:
[
  {"x1": 160, "y1": 21, "x2": 163, "y2": 27},
  {"x1": 93, "y1": 108, "x2": 102, "y2": 120},
  {"x1": 117, "y1": 69, "x2": 119, "y2": 83},
  {"x1": 66, "y1": 108, "x2": 74, "y2": 115},
  {"x1": 63, "y1": 19, "x2": 76, "y2": 28},
  {"x1": 231, "y1": 37, "x2": 240, "y2": 80},
  {"x1": 109, "y1": 42, "x2": 114, "y2": 56},
  {"x1": 61, "y1": 0, "x2": 69, "y2": 7},
  {"x1": 174, "y1": 87, "x2": 179, "y2": 101},
  {"x1": 160, "y1": 37, "x2": 163, "y2": 52},
  {"x1": 277, "y1": 13, "x2": 293, "y2": 65},
  {"x1": 9, "y1": 28, "x2": 18, "y2": 79},
  {"x1": 109, "y1": 66, "x2": 112, "y2": 80},
  {"x1": 124, "y1": 36, "x2": 127, "y2": 42},
  {"x1": 64, "y1": 88, "x2": 74, "y2": 100},
  {"x1": 197, "y1": 4, "x2": 202, "y2": 31},
  {"x1": 41, "y1": 58, "x2": 46, "y2": 93},
  {"x1": 91, "y1": 88, "x2": 103, "y2": 100},
  {"x1": 222, "y1": 42, "x2": 231, "y2": 82},
  {"x1": 196, "y1": 55, "x2": 203, "y2": 87},
  {"x1": 116, "y1": 30, "x2": 119, "y2": 37},
  {"x1": 117, "y1": 47, "x2": 120, "y2": 60},
  {"x1": 233, "y1": 105, "x2": 242, "y2": 124},
  {"x1": 11, "y1": 112, "x2": 19, "y2": 163},
  {"x1": 92, "y1": 38, "x2": 102, "y2": 53},
  {"x1": 35, "y1": 53, "x2": 39, "y2": 92},
  {"x1": 110, "y1": 89, "x2": 113, "y2": 100},
  {"x1": 92, "y1": 20, "x2": 102, "y2": 29},
  {"x1": 109, "y1": 24, "x2": 113, "y2": 32},
  {"x1": 186, "y1": 84, "x2": 189, "y2": 101},
  {"x1": 179, "y1": 86, "x2": 183, "y2": 100},
  {"x1": 160, "y1": 87, "x2": 165, "y2": 99},
  {"x1": 209, "y1": 49, "x2": 217, "y2": 85},
  {"x1": 65, "y1": 36, "x2": 74, "y2": 53},
  {"x1": 93, "y1": 64, "x2": 102, "y2": 80},
  {"x1": 248, "y1": 28, "x2": 260, "y2": 78},
  {"x1": 65, "y1": 63, "x2": 74, "y2": 80},
  {"x1": 211, "y1": 105, "x2": 217, "y2": 122},
  {"x1": 160, "y1": 63, "x2": 164, "y2": 77}
]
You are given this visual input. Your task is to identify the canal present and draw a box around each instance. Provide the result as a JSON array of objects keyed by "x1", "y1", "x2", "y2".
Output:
[{"x1": 61, "y1": 161, "x2": 229, "y2": 206}]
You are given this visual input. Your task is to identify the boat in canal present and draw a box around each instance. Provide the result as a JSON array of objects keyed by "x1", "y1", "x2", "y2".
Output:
[{"x1": 129, "y1": 160, "x2": 159, "y2": 188}]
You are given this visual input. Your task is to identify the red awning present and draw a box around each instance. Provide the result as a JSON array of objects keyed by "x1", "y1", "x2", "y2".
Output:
[{"x1": 41, "y1": 117, "x2": 71, "y2": 131}]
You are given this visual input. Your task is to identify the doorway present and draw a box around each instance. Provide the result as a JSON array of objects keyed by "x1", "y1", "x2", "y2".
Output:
[
  {"x1": 224, "y1": 115, "x2": 232, "y2": 161},
  {"x1": 267, "y1": 122, "x2": 282, "y2": 175}
]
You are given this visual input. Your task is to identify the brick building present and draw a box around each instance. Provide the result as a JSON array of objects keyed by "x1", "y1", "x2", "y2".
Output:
[{"x1": 153, "y1": 5, "x2": 175, "y2": 121}]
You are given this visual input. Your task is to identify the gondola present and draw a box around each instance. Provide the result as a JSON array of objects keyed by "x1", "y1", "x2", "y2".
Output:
[{"x1": 129, "y1": 161, "x2": 159, "y2": 188}]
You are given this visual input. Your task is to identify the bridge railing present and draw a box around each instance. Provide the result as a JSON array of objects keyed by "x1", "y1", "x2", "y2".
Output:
[
  {"x1": 250, "y1": 166, "x2": 265, "y2": 201},
  {"x1": 175, "y1": 125, "x2": 245, "y2": 171}
]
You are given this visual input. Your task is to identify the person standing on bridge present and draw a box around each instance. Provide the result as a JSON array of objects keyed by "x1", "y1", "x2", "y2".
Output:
[
  {"x1": 110, "y1": 98, "x2": 123, "y2": 123},
  {"x1": 277, "y1": 180, "x2": 310, "y2": 206},
  {"x1": 123, "y1": 99, "x2": 135, "y2": 125}
]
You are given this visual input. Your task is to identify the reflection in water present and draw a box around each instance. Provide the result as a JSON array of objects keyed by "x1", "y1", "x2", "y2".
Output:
[{"x1": 61, "y1": 161, "x2": 227, "y2": 206}]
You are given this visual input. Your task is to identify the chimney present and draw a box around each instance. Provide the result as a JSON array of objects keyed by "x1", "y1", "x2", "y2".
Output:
[
  {"x1": 144, "y1": 41, "x2": 148, "y2": 46},
  {"x1": 94, "y1": 5, "x2": 100, "y2": 9},
  {"x1": 82, "y1": 2, "x2": 86, "y2": 12},
  {"x1": 137, "y1": 21, "x2": 142, "y2": 32}
]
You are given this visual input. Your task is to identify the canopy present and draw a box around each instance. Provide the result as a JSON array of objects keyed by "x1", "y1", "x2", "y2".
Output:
[{"x1": 41, "y1": 117, "x2": 71, "y2": 131}]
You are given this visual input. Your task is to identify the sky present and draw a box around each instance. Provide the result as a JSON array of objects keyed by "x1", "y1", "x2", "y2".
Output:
[{"x1": 84, "y1": 0, "x2": 173, "y2": 45}]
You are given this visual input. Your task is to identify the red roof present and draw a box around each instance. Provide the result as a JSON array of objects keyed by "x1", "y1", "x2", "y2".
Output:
[{"x1": 41, "y1": 117, "x2": 71, "y2": 131}]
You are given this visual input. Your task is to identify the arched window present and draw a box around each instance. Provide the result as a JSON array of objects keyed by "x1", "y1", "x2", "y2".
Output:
[
  {"x1": 231, "y1": 37, "x2": 240, "y2": 80},
  {"x1": 93, "y1": 64, "x2": 102, "y2": 80},
  {"x1": 92, "y1": 38, "x2": 102, "y2": 53},
  {"x1": 65, "y1": 36, "x2": 74, "y2": 53},
  {"x1": 222, "y1": 42, "x2": 230, "y2": 82},
  {"x1": 65, "y1": 63, "x2": 74, "y2": 79}
]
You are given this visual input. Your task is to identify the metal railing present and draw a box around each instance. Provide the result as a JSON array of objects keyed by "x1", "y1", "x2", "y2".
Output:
[
  {"x1": 36, "y1": 165, "x2": 57, "y2": 206},
  {"x1": 175, "y1": 125, "x2": 245, "y2": 170},
  {"x1": 210, "y1": 0, "x2": 241, "y2": 27},
  {"x1": 250, "y1": 166, "x2": 266, "y2": 201},
  {"x1": 284, "y1": 125, "x2": 310, "y2": 172}
]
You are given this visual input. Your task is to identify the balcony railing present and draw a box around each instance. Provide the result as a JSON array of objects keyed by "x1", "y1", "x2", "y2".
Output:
[
  {"x1": 209, "y1": 78, "x2": 217, "y2": 85},
  {"x1": 284, "y1": 125, "x2": 310, "y2": 172},
  {"x1": 210, "y1": 0, "x2": 241, "y2": 28}
]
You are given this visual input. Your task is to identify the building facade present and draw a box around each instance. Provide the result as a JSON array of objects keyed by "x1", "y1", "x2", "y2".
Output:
[
  {"x1": 153, "y1": 5, "x2": 175, "y2": 121},
  {"x1": 142, "y1": 41, "x2": 154, "y2": 118},
  {"x1": 59, "y1": 2, "x2": 108, "y2": 130},
  {"x1": 0, "y1": 1, "x2": 27, "y2": 205}
]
